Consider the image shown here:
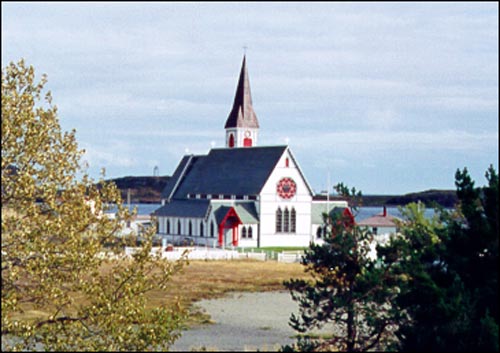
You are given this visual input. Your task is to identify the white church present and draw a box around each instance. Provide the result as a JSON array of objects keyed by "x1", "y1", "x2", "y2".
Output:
[{"x1": 153, "y1": 56, "x2": 351, "y2": 248}]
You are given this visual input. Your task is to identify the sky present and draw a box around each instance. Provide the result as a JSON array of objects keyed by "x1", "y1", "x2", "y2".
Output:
[{"x1": 2, "y1": 2, "x2": 498, "y2": 195}]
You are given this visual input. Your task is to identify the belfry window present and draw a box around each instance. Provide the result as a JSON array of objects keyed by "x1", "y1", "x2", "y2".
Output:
[
  {"x1": 229, "y1": 133, "x2": 235, "y2": 148},
  {"x1": 243, "y1": 137, "x2": 252, "y2": 147}
]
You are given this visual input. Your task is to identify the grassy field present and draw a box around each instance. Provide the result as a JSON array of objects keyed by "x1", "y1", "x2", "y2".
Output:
[
  {"x1": 13, "y1": 258, "x2": 310, "y2": 328},
  {"x1": 12, "y1": 259, "x2": 310, "y2": 328}
]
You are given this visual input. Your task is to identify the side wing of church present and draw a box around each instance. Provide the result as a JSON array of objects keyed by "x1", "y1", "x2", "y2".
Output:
[{"x1": 152, "y1": 56, "x2": 349, "y2": 248}]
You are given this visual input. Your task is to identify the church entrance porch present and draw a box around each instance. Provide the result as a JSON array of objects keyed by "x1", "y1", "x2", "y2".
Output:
[{"x1": 217, "y1": 207, "x2": 242, "y2": 248}]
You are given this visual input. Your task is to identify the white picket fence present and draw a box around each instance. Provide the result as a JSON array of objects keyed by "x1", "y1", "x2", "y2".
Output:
[
  {"x1": 122, "y1": 246, "x2": 303, "y2": 262},
  {"x1": 277, "y1": 251, "x2": 304, "y2": 263}
]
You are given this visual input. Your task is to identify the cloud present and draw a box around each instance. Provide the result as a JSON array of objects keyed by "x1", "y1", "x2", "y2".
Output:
[
  {"x1": 80, "y1": 141, "x2": 137, "y2": 170},
  {"x1": 294, "y1": 130, "x2": 498, "y2": 153},
  {"x1": 2, "y1": 2, "x2": 497, "y2": 193}
]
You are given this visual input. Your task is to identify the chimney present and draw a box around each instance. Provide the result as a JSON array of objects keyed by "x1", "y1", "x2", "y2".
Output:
[{"x1": 383, "y1": 205, "x2": 387, "y2": 217}]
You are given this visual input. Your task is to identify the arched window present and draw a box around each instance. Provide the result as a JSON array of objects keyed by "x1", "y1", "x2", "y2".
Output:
[
  {"x1": 290, "y1": 208, "x2": 296, "y2": 233},
  {"x1": 177, "y1": 220, "x2": 181, "y2": 235},
  {"x1": 248, "y1": 226, "x2": 253, "y2": 239},
  {"x1": 241, "y1": 226, "x2": 247, "y2": 238},
  {"x1": 200, "y1": 223, "x2": 204, "y2": 237},
  {"x1": 316, "y1": 226, "x2": 323, "y2": 239},
  {"x1": 228, "y1": 134, "x2": 235, "y2": 148},
  {"x1": 283, "y1": 208, "x2": 290, "y2": 232},
  {"x1": 243, "y1": 137, "x2": 252, "y2": 147},
  {"x1": 166, "y1": 219, "x2": 170, "y2": 234},
  {"x1": 276, "y1": 208, "x2": 283, "y2": 233},
  {"x1": 188, "y1": 220, "x2": 192, "y2": 236},
  {"x1": 210, "y1": 221, "x2": 215, "y2": 238}
]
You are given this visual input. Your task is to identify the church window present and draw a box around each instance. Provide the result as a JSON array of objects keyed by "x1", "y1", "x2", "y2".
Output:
[
  {"x1": 166, "y1": 220, "x2": 170, "y2": 234},
  {"x1": 283, "y1": 208, "x2": 290, "y2": 232},
  {"x1": 241, "y1": 226, "x2": 247, "y2": 239},
  {"x1": 243, "y1": 137, "x2": 252, "y2": 147},
  {"x1": 291, "y1": 208, "x2": 296, "y2": 233},
  {"x1": 316, "y1": 226, "x2": 322, "y2": 238},
  {"x1": 200, "y1": 223, "x2": 204, "y2": 237},
  {"x1": 248, "y1": 226, "x2": 253, "y2": 239},
  {"x1": 178, "y1": 220, "x2": 181, "y2": 234},
  {"x1": 188, "y1": 221, "x2": 192, "y2": 236},
  {"x1": 276, "y1": 208, "x2": 283, "y2": 233},
  {"x1": 229, "y1": 134, "x2": 235, "y2": 148},
  {"x1": 210, "y1": 221, "x2": 215, "y2": 238}
]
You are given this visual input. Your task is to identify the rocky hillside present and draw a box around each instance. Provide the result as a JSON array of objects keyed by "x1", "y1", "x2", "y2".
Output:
[
  {"x1": 363, "y1": 189, "x2": 458, "y2": 208},
  {"x1": 106, "y1": 176, "x2": 170, "y2": 203}
]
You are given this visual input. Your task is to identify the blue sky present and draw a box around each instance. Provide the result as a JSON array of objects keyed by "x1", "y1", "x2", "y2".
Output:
[{"x1": 2, "y1": 2, "x2": 498, "y2": 195}]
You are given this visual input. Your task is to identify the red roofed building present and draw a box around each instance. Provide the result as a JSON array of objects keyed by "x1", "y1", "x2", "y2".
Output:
[{"x1": 357, "y1": 206, "x2": 401, "y2": 236}]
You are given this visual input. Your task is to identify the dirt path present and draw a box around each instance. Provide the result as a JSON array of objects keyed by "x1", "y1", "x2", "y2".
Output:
[{"x1": 170, "y1": 291, "x2": 334, "y2": 352}]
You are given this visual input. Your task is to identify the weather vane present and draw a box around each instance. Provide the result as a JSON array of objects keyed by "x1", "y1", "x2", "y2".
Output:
[{"x1": 243, "y1": 45, "x2": 248, "y2": 55}]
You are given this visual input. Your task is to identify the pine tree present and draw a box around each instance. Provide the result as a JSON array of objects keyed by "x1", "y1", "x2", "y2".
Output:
[
  {"x1": 282, "y1": 185, "x2": 408, "y2": 351},
  {"x1": 393, "y1": 166, "x2": 498, "y2": 352}
]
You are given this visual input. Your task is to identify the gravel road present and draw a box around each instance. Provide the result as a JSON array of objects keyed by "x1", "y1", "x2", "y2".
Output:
[{"x1": 170, "y1": 291, "x2": 334, "y2": 352}]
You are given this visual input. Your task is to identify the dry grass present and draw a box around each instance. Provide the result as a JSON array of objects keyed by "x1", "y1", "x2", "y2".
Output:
[
  {"x1": 10, "y1": 259, "x2": 310, "y2": 327},
  {"x1": 146, "y1": 259, "x2": 310, "y2": 326}
]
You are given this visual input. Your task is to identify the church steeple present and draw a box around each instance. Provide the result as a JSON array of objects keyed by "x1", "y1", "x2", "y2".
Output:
[{"x1": 225, "y1": 56, "x2": 259, "y2": 148}]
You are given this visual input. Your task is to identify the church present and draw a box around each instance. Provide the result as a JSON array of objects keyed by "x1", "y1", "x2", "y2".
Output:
[{"x1": 153, "y1": 56, "x2": 351, "y2": 248}]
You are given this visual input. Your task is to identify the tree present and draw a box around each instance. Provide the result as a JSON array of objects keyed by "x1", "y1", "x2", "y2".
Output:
[
  {"x1": 2, "y1": 60, "x2": 187, "y2": 351},
  {"x1": 390, "y1": 166, "x2": 498, "y2": 352},
  {"x1": 282, "y1": 184, "x2": 408, "y2": 352}
]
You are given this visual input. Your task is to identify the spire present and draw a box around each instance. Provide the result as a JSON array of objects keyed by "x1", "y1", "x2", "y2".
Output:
[{"x1": 224, "y1": 56, "x2": 259, "y2": 129}]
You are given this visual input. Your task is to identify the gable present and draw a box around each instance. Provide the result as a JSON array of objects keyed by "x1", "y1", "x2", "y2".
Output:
[{"x1": 260, "y1": 147, "x2": 314, "y2": 198}]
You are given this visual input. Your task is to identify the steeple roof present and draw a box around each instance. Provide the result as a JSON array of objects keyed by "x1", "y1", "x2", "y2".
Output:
[{"x1": 224, "y1": 56, "x2": 259, "y2": 129}]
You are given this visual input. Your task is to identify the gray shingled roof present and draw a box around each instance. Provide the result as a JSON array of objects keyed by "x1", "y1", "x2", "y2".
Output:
[
  {"x1": 162, "y1": 146, "x2": 288, "y2": 199},
  {"x1": 152, "y1": 199, "x2": 210, "y2": 218},
  {"x1": 212, "y1": 202, "x2": 259, "y2": 224},
  {"x1": 311, "y1": 203, "x2": 349, "y2": 224},
  {"x1": 160, "y1": 155, "x2": 193, "y2": 200}
]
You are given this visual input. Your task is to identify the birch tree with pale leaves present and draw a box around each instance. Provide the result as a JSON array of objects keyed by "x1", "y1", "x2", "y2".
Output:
[{"x1": 1, "y1": 60, "x2": 187, "y2": 351}]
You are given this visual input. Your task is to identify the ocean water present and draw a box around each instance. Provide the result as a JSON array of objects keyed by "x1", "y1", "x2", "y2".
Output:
[{"x1": 110, "y1": 204, "x2": 436, "y2": 221}]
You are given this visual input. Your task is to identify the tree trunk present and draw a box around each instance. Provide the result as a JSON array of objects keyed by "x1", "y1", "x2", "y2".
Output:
[{"x1": 347, "y1": 304, "x2": 356, "y2": 351}]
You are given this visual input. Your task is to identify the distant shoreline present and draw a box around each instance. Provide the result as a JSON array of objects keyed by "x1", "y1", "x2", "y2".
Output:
[{"x1": 106, "y1": 176, "x2": 457, "y2": 208}]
